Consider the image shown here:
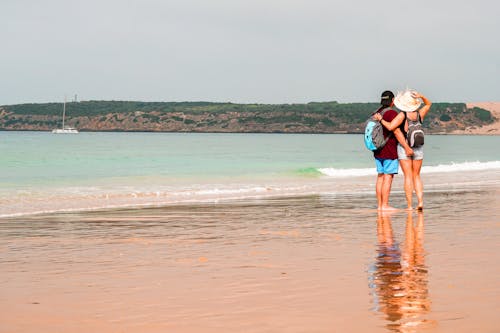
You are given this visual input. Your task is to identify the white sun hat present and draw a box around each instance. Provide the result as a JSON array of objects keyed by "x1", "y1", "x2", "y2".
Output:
[{"x1": 394, "y1": 89, "x2": 421, "y2": 112}]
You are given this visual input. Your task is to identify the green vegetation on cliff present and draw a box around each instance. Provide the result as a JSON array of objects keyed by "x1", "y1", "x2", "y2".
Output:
[{"x1": 0, "y1": 100, "x2": 495, "y2": 133}]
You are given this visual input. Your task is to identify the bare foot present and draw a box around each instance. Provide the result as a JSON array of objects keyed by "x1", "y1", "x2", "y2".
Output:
[
  {"x1": 417, "y1": 205, "x2": 424, "y2": 211},
  {"x1": 405, "y1": 206, "x2": 413, "y2": 211},
  {"x1": 382, "y1": 206, "x2": 400, "y2": 211}
]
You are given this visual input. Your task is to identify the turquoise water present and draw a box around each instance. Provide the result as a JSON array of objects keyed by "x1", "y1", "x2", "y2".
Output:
[
  {"x1": 2, "y1": 132, "x2": 500, "y2": 185},
  {"x1": 1, "y1": 131, "x2": 500, "y2": 216},
  {"x1": 1, "y1": 132, "x2": 371, "y2": 187}
]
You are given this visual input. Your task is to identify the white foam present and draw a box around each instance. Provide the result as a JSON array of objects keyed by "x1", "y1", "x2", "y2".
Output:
[
  {"x1": 2, "y1": 161, "x2": 499, "y2": 218},
  {"x1": 421, "y1": 161, "x2": 500, "y2": 173},
  {"x1": 0, "y1": 184, "x2": 318, "y2": 218}
]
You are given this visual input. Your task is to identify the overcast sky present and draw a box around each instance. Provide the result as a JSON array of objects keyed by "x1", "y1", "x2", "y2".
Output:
[{"x1": 1, "y1": 0, "x2": 499, "y2": 105}]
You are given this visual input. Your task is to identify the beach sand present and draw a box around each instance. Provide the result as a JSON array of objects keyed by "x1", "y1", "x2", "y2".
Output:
[{"x1": 1, "y1": 179, "x2": 499, "y2": 332}]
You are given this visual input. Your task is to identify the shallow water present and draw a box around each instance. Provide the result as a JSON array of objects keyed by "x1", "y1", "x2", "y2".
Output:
[
  {"x1": 1, "y1": 185, "x2": 499, "y2": 332},
  {"x1": 2, "y1": 132, "x2": 500, "y2": 216}
]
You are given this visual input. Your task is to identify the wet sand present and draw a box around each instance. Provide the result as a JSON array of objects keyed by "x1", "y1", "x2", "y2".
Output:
[{"x1": 1, "y1": 184, "x2": 499, "y2": 332}]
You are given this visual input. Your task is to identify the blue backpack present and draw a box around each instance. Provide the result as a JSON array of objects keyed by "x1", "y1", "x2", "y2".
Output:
[{"x1": 364, "y1": 108, "x2": 392, "y2": 151}]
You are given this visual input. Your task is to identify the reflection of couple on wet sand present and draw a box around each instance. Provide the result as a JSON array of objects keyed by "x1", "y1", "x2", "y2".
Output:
[{"x1": 369, "y1": 211, "x2": 432, "y2": 332}]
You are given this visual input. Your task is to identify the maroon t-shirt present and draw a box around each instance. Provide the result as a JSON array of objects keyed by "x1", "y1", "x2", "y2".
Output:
[{"x1": 374, "y1": 108, "x2": 398, "y2": 159}]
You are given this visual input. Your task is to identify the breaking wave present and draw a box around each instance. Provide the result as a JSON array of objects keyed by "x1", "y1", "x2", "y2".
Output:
[{"x1": 318, "y1": 160, "x2": 500, "y2": 178}]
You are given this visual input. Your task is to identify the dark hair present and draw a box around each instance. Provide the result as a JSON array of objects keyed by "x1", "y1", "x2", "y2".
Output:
[{"x1": 380, "y1": 90, "x2": 394, "y2": 107}]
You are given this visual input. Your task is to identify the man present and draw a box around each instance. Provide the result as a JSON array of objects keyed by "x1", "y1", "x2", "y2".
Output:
[{"x1": 374, "y1": 91, "x2": 413, "y2": 210}]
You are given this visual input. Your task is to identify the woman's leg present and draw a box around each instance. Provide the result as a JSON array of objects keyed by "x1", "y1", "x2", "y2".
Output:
[
  {"x1": 412, "y1": 159, "x2": 424, "y2": 210},
  {"x1": 399, "y1": 159, "x2": 414, "y2": 210}
]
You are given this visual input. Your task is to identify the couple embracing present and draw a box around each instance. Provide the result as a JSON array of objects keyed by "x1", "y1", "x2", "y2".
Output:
[{"x1": 372, "y1": 89, "x2": 432, "y2": 211}]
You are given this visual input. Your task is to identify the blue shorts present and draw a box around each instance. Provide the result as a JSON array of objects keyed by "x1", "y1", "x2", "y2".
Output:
[{"x1": 375, "y1": 158, "x2": 399, "y2": 175}]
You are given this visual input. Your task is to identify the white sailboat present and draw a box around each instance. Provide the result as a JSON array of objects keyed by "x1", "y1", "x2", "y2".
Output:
[{"x1": 52, "y1": 97, "x2": 79, "y2": 134}]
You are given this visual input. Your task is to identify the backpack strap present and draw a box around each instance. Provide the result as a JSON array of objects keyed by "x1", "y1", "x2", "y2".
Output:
[
  {"x1": 379, "y1": 107, "x2": 393, "y2": 140},
  {"x1": 372, "y1": 106, "x2": 389, "y2": 116},
  {"x1": 405, "y1": 111, "x2": 421, "y2": 123},
  {"x1": 379, "y1": 107, "x2": 391, "y2": 117},
  {"x1": 401, "y1": 112, "x2": 408, "y2": 139}
]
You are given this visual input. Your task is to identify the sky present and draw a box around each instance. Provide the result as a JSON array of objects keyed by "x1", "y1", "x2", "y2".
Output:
[{"x1": 1, "y1": 0, "x2": 499, "y2": 105}]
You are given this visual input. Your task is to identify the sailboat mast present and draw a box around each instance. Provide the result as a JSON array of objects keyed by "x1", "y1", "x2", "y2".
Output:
[{"x1": 62, "y1": 96, "x2": 66, "y2": 129}]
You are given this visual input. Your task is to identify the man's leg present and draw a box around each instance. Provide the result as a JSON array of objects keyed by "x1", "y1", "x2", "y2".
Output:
[
  {"x1": 376, "y1": 174, "x2": 384, "y2": 210},
  {"x1": 381, "y1": 173, "x2": 396, "y2": 210},
  {"x1": 380, "y1": 158, "x2": 399, "y2": 210},
  {"x1": 375, "y1": 158, "x2": 385, "y2": 210}
]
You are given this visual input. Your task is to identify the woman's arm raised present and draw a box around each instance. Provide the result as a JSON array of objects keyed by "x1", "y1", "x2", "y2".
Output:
[{"x1": 412, "y1": 92, "x2": 432, "y2": 120}]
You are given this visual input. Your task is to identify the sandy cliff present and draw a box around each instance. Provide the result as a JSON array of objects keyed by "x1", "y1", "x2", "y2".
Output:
[{"x1": 458, "y1": 102, "x2": 500, "y2": 135}]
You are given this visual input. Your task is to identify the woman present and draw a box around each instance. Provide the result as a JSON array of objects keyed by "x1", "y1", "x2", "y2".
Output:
[{"x1": 374, "y1": 90, "x2": 432, "y2": 211}]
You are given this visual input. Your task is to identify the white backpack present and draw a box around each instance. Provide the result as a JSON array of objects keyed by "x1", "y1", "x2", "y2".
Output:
[{"x1": 405, "y1": 112, "x2": 424, "y2": 147}]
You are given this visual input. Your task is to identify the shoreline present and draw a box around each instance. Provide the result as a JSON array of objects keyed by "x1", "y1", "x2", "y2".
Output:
[
  {"x1": 1, "y1": 129, "x2": 499, "y2": 135},
  {"x1": 2, "y1": 165, "x2": 499, "y2": 219}
]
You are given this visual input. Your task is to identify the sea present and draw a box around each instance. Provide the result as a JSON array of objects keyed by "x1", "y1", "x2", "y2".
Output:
[
  {"x1": 2, "y1": 131, "x2": 500, "y2": 332},
  {"x1": 1, "y1": 131, "x2": 500, "y2": 217}
]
